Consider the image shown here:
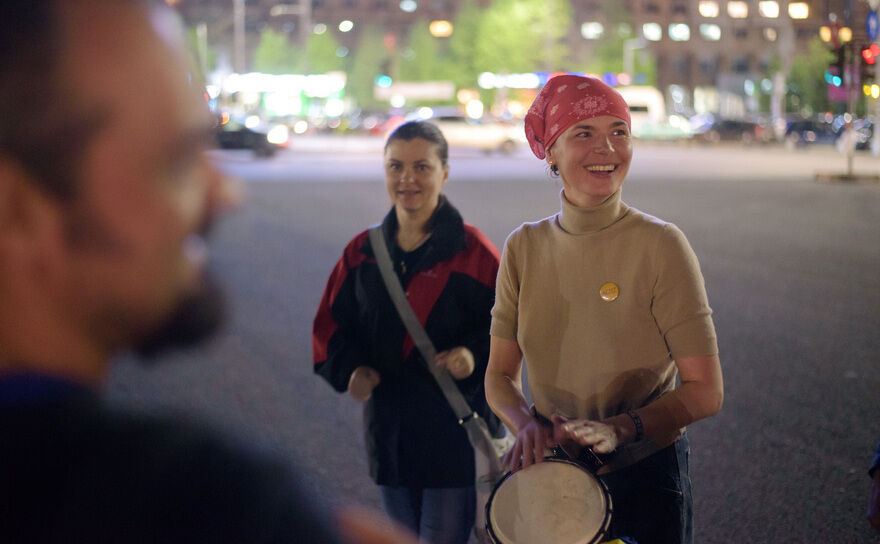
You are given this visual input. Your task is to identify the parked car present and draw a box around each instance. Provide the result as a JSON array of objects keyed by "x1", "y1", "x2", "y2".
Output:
[
  {"x1": 429, "y1": 115, "x2": 524, "y2": 154},
  {"x1": 691, "y1": 117, "x2": 768, "y2": 145},
  {"x1": 216, "y1": 118, "x2": 279, "y2": 158},
  {"x1": 784, "y1": 118, "x2": 838, "y2": 149}
]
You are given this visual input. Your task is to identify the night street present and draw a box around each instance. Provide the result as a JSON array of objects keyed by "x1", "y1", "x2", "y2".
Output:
[{"x1": 107, "y1": 141, "x2": 880, "y2": 542}]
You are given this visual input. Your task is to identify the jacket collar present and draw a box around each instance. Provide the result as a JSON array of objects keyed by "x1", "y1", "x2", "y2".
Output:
[{"x1": 371, "y1": 195, "x2": 466, "y2": 265}]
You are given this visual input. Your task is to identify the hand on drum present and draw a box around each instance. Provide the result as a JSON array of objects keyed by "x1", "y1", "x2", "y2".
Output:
[
  {"x1": 348, "y1": 366, "x2": 381, "y2": 402},
  {"x1": 503, "y1": 418, "x2": 555, "y2": 472},
  {"x1": 554, "y1": 415, "x2": 619, "y2": 454}
]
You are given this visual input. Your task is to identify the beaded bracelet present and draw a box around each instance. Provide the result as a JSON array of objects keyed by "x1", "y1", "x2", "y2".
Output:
[{"x1": 626, "y1": 409, "x2": 644, "y2": 442}]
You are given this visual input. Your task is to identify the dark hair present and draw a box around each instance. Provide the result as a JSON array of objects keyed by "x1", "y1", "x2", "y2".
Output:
[
  {"x1": 0, "y1": 0, "x2": 137, "y2": 201},
  {"x1": 384, "y1": 120, "x2": 449, "y2": 166}
]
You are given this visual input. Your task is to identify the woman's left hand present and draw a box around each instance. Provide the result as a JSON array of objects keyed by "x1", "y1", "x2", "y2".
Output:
[
  {"x1": 435, "y1": 346, "x2": 475, "y2": 380},
  {"x1": 556, "y1": 416, "x2": 619, "y2": 454}
]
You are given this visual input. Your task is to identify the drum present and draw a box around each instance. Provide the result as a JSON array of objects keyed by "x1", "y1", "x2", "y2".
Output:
[{"x1": 485, "y1": 457, "x2": 612, "y2": 544}]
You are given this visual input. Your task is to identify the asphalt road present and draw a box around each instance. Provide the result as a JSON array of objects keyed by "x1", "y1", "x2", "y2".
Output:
[{"x1": 107, "y1": 140, "x2": 880, "y2": 542}]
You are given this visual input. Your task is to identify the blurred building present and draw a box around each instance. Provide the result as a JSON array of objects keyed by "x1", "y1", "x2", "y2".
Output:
[{"x1": 171, "y1": 0, "x2": 871, "y2": 116}]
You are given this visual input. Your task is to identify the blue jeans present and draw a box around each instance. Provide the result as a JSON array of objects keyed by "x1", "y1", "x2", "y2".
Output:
[
  {"x1": 600, "y1": 435, "x2": 693, "y2": 544},
  {"x1": 379, "y1": 485, "x2": 475, "y2": 544}
]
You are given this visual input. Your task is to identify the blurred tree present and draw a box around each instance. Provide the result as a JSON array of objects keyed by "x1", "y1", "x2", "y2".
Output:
[
  {"x1": 473, "y1": 0, "x2": 572, "y2": 73},
  {"x1": 581, "y1": 0, "x2": 655, "y2": 85},
  {"x1": 302, "y1": 30, "x2": 345, "y2": 74},
  {"x1": 346, "y1": 24, "x2": 388, "y2": 110},
  {"x1": 253, "y1": 28, "x2": 299, "y2": 74},
  {"x1": 399, "y1": 20, "x2": 445, "y2": 81},
  {"x1": 447, "y1": 0, "x2": 485, "y2": 89},
  {"x1": 786, "y1": 37, "x2": 834, "y2": 116}
]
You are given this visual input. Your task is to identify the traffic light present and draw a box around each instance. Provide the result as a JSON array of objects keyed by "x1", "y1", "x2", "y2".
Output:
[
  {"x1": 862, "y1": 44, "x2": 879, "y2": 83},
  {"x1": 862, "y1": 44, "x2": 880, "y2": 65},
  {"x1": 826, "y1": 46, "x2": 845, "y2": 87}
]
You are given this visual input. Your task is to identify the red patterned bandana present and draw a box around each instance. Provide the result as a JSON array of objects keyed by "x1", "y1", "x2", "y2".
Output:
[{"x1": 524, "y1": 75, "x2": 631, "y2": 159}]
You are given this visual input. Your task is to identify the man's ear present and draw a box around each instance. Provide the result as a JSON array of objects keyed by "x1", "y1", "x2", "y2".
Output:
[{"x1": 0, "y1": 156, "x2": 63, "y2": 255}]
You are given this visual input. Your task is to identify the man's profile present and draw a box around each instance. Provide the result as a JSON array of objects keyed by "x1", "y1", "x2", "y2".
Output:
[{"x1": 0, "y1": 1, "x2": 412, "y2": 542}]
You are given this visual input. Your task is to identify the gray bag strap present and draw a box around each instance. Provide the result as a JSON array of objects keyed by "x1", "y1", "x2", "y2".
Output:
[{"x1": 368, "y1": 227, "x2": 502, "y2": 475}]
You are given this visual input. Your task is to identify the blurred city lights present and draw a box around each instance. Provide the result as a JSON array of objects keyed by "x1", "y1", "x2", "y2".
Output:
[
  {"x1": 245, "y1": 115, "x2": 261, "y2": 129},
  {"x1": 417, "y1": 107, "x2": 434, "y2": 119},
  {"x1": 698, "y1": 1, "x2": 719, "y2": 18},
  {"x1": 700, "y1": 24, "x2": 722, "y2": 40},
  {"x1": 758, "y1": 1, "x2": 779, "y2": 18},
  {"x1": 669, "y1": 23, "x2": 690, "y2": 41},
  {"x1": 399, "y1": 0, "x2": 417, "y2": 13},
  {"x1": 314, "y1": 23, "x2": 327, "y2": 34},
  {"x1": 267, "y1": 124, "x2": 290, "y2": 145},
  {"x1": 728, "y1": 1, "x2": 748, "y2": 18},
  {"x1": 838, "y1": 26, "x2": 853, "y2": 42},
  {"x1": 764, "y1": 28, "x2": 777, "y2": 41},
  {"x1": 324, "y1": 98, "x2": 345, "y2": 117},
  {"x1": 819, "y1": 25, "x2": 832, "y2": 42},
  {"x1": 375, "y1": 75, "x2": 393, "y2": 87},
  {"x1": 602, "y1": 72, "x2": 618, "y2": 86},
  {"x1": 580, "y1": 22, "x2": 604, "y2": 40},
  {"x1": 617, "y1": 72, "x2": 633, "y2": 85},
  {"x1": 429, "y1": 20, "x2": 453, "y2": 37},
  {"x1": 336, "y1": 46, "x2": 349, "y2": 57},
  {"x1": 642, "y1": 23, "x2": 662, "y2": 41},
  {"x1": 465, "y1": 99, "x2": 484, "y2": 119},
  {"x1": 457, "y1": 89, "x2": 479, "y2": 103},
  {"x1": 338, "y1": 20, "x2": 354, "y2": 32},
  {"x1": 293, "y1": 120, "x2": 309, "y2": 134},
  {"x1": 788, "y1": 3, "x2": 809, "y2": 19},
  {"x1": 390, "y1": 95, "x2": 406, "y2": 108}
]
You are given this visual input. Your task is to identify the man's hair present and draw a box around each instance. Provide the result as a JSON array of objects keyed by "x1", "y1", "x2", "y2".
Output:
[
  {"x1": 385, "y1": 121, "x2": 450, "y2": 167},
  {"x1": 0, "y1": 0, "x2": 142, "y2": 200}
]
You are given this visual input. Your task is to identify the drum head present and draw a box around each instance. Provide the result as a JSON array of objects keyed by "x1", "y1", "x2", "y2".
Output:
[{"x1": 487, "y1": 458, "x2": 611, "y2": 544}]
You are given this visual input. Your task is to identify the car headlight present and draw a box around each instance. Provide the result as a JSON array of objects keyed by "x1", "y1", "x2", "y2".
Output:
[{"x1": 267, "y1": 124, "x2": 289, "y2": 145}]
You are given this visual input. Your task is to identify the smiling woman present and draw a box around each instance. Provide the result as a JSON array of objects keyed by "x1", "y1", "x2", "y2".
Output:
[
  {"x1": 485, "y1": 75, "x2": 723, "y2": 544},
  {"x1": 313, "y1": 121, "x2": 503, "y2": 543}
]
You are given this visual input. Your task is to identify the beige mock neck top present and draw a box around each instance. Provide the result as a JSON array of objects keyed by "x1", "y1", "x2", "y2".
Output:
[{"x1": 491, "y1": 189, "x2": 718, "y2": 470}]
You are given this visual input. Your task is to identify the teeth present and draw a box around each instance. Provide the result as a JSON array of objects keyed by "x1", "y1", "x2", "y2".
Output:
[{"x1": 587, "y1": 165, "x2": 615, "y2": 172}]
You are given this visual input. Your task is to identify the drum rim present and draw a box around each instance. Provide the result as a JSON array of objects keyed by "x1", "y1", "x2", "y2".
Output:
[{"x1": 485, "y1": 456, "x2": 613, "y2": 544}]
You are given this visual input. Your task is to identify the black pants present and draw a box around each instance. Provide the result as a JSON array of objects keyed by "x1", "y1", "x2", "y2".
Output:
[{"x1": 600, "y1": 435, "x2": 693, "y2": 544}]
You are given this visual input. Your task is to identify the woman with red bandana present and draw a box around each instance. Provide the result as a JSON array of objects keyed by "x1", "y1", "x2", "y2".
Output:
[{"x1": 485, "y1": 75, "x2": 724, "y2": 544}]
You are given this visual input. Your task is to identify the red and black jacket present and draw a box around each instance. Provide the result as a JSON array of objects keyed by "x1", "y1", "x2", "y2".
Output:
[{"x1": 312, "y1": 197, "x2": 501, "y2": 488}]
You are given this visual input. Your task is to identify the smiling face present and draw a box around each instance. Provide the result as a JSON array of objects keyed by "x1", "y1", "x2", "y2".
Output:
[
  {"x1": 384, "y1": 136, "x2": 449, "y2": 219},
  {"x1": 545, "y1": 115, "x2": 633, "y2": 208}
]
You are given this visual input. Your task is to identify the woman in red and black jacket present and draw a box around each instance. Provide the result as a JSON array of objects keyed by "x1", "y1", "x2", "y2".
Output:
[{"x1": 312, "y1": 121, "x2": 501, "y2": 544}]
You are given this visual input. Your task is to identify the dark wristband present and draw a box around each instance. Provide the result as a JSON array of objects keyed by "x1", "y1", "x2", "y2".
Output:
[{"x1": 626, "y1": 409, "x2": 644, "y2": 442}]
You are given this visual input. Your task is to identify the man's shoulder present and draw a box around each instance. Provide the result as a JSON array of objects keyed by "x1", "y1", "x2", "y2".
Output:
[{"x1": 0, "y1": 399, "x2": 341, "y2": 543}]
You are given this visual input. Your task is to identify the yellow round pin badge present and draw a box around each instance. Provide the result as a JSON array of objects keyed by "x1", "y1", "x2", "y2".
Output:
[{"x1": 599, "y1": 282, "x2": 619, "y2": 302}]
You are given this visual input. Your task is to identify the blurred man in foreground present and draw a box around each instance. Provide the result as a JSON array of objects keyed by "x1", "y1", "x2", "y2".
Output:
[{"x1": 0, "y1": 1, "x2": 413, "y2": 542}]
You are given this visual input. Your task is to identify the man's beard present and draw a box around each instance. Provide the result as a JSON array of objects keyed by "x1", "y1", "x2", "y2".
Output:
[{"x1": 132, "y1": 271, "x2": 227, "y2": 359}]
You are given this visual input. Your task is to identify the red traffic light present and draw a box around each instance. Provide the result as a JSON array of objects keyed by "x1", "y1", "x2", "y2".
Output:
[{"x1": 862, "y1": 44, "x2": 880, "y2": 65}]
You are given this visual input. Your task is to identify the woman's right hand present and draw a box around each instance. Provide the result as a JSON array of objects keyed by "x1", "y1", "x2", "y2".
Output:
[
  {"x1": 348, "y1": 366, "x2": 381, "y2": 402},
  {"x1": 502, "y1": 417, "x2": 555, "y2": 472}
]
